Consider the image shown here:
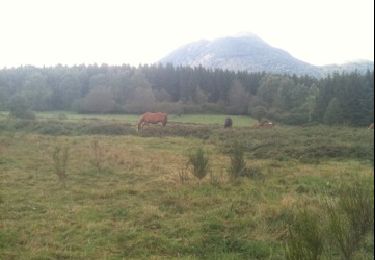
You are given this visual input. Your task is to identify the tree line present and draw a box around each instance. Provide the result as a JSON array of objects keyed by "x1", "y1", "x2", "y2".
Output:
[{"x1": 0, "y1": 63, "x2": 373, "y2": 126}]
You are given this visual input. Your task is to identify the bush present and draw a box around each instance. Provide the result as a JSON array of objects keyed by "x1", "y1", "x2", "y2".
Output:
[
  {"x1": 227, "y1": 142, "x2": 247, "y2": 180},
  {"x1": 187, "y1": 148, "x2": 210, "y2": 182},
  {"x1": 284, "y1": 210, "x2": 324, "y2": 260},
  {"x1": 250, "y1": 106, "x2": 267, "y2": 122},
  {"x1": 326, "y1": 180, "x2": 374, "y2": 260}
]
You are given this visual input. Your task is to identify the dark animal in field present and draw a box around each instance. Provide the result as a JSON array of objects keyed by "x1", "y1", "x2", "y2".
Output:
[
  {"x1": 252, "y1": 120, "x2": 274, "y2": 129},
  {"x1": 369, "y1": 123, "x2": 374, "y2": 129},
  {"x1": 224, "y1": 117, "x2": 233, "y2": 128},
  {"x1": 137, "y1": 112, "x2": 168, "y2": 131}
]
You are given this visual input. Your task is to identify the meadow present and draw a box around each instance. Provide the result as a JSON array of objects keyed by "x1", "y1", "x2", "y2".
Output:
[{"x1": 0, "y1": 113, "x2": 374, "y2": 259}]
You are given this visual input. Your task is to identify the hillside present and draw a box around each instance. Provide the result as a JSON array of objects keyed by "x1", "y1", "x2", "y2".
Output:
[
  {"x1": 160, "y1": 34, "x2": 373, "y2": 77},
  {"x1": 321, "y1": 59, "x2": 374, "y2": 75}
]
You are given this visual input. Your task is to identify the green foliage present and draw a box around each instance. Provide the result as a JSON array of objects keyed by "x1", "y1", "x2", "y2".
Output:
[
  {"x1": 250, "y1": 105, "x2": 267, "y2": 122},
  {"x1": 7, "y1": 95, "x2": 36, "y2": 120},
  {"x1": 227, "y1": 80, "x2": 249, "y2": 114},
  {"x1": 323, "y1": 98, "x2": 344, "y2": 125},
  {"x1": 0, "y1": 65, "x2": 373, "y2": 126},
  {"x1": 188, "y1": 148, "x2": 210, "y2": 181},
  {"x1": 218, "y1": 126, "x2": 374, "y2": 163},
  {"x1": 227, "y1": 142, "x2": 247, "y2": 180},
  {"x1": 80, "y1": 86, "x2": 116, "y2": 113},
  {"x1": 326, "y1": 180, "x2": 374, "y2": 260},
  {"x1": 284, "y1": 210, "x2": 324, "y2": 260},
  {"x1": 0, "y1": 123, "x2": 373, "y2": 259}
]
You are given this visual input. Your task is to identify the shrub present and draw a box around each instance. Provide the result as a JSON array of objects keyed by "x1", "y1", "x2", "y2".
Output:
[
  {"x1": 284, "y1": 209, "x2": 324, "y2": 260},
  {"x1": 187, "y1": 148, "x2": 209, "y2": 182},
  {"x1": 250, "y1": 106, "x2": 267, "y2": 122},
  {"x1": 227, "y1": 141, "x2": 247, "y2": 180},
  {"x1": 326, "y1": 180, "x2": 374, "y2": 260}
]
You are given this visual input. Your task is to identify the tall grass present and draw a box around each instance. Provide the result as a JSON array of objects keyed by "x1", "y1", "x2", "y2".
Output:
[
  {"x1": 284, "y1": 210, "x2": 324, "y2": 260},
  {"x1": 326, "y1": 180, "x2": 374, "y2": 260},
  {"x1": 51, "y1": 146, "x2": 69, "y2": 186},
  {"x1": 285, "y1": 179, "x2": 374, "y2": 260},
  {"x1": 90, "y1": 140, "x2": 105, "y2": 173}
]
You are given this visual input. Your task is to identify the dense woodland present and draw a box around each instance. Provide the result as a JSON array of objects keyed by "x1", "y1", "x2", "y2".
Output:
[{"x1": 0, "y1": 63, "x2": 373, "y2": 126}]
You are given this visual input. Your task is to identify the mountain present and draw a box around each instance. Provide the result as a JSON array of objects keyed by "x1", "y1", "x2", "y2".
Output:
[
  {"x1": 320, "y1": 59, "x2": 374, "y2": 76},
  {"x1": 159, "y1": 33, "x2": 373, "y2": 77}
]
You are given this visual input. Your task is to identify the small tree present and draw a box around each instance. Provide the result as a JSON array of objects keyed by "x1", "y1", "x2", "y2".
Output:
[
  {"x1": 323, "y1": 98, "x2": 344, "y2": 125},
  {"x1": 188, "y1": 148, "x2": 209, "y2": 183},
  {"x1": 250, "y1": 106, "x2": 267, "y2": 123}
]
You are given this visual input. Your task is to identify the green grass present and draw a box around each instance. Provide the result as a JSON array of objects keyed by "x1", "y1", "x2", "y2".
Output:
[
  {"x1": 0, "y1": 111, "x2": 257, "y2": 127},
  {"x1": 0, "y1": 114, "x2": 374, "y2": 259}
]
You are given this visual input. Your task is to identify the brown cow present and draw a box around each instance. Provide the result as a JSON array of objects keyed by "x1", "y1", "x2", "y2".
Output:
[
  {"x1": 137, "y1": 112, "x2": 168, "y2": 131},
  {"x1": 369, "y1": 123, "x2": 374, "y2": 129}
]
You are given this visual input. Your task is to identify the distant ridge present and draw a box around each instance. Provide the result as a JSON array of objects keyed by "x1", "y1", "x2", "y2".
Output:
[{"x1": 159, "y1": 34, "x2": 374, "y2": 77}]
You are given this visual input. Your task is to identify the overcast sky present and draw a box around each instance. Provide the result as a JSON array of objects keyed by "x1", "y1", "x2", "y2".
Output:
[{"x1": 0, "y1": 0, "x2": 373, "y2": 68}]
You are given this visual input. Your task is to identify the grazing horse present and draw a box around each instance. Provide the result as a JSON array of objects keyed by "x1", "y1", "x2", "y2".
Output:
[
  {"x1": 369, "y1": 123, "x2": 374, "y2": 129},
  {"x1": 137, "y1": 112, "x2": 168, "y2": 131},
  {"x1": 224, "y1": 117, "x2": 233, "y2": 128}
]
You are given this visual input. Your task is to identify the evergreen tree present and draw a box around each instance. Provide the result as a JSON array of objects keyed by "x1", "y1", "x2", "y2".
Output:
[{"x1": 323, "y1": 98, "x2": 344, "y2": 125}]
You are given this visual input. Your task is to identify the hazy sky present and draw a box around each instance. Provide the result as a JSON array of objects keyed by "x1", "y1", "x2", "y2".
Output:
[{"x1": 0, "y1": 0, "x2": 373, "y2": 68}]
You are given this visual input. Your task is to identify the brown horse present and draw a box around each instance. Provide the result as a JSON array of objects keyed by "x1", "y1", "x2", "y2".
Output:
[
  {"x1": 369, "y1": 123, "x2": 374, "y2": 129},
  {"x1": 137, "y1": 112, "x2": 168, "y2": 131}
]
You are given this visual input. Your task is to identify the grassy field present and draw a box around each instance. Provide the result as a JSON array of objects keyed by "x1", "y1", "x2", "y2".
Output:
[
  {"x1": 0, "y1": 111, "x2": 257, "y2": 127},
  {"x1": 0, "y1": 114, "x2": 374, "y2": 259}
]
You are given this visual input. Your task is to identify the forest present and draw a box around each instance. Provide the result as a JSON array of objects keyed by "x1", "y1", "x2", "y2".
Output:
[{"x1": 0, "y1": 63, "x2": 373, "y2": 126}]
